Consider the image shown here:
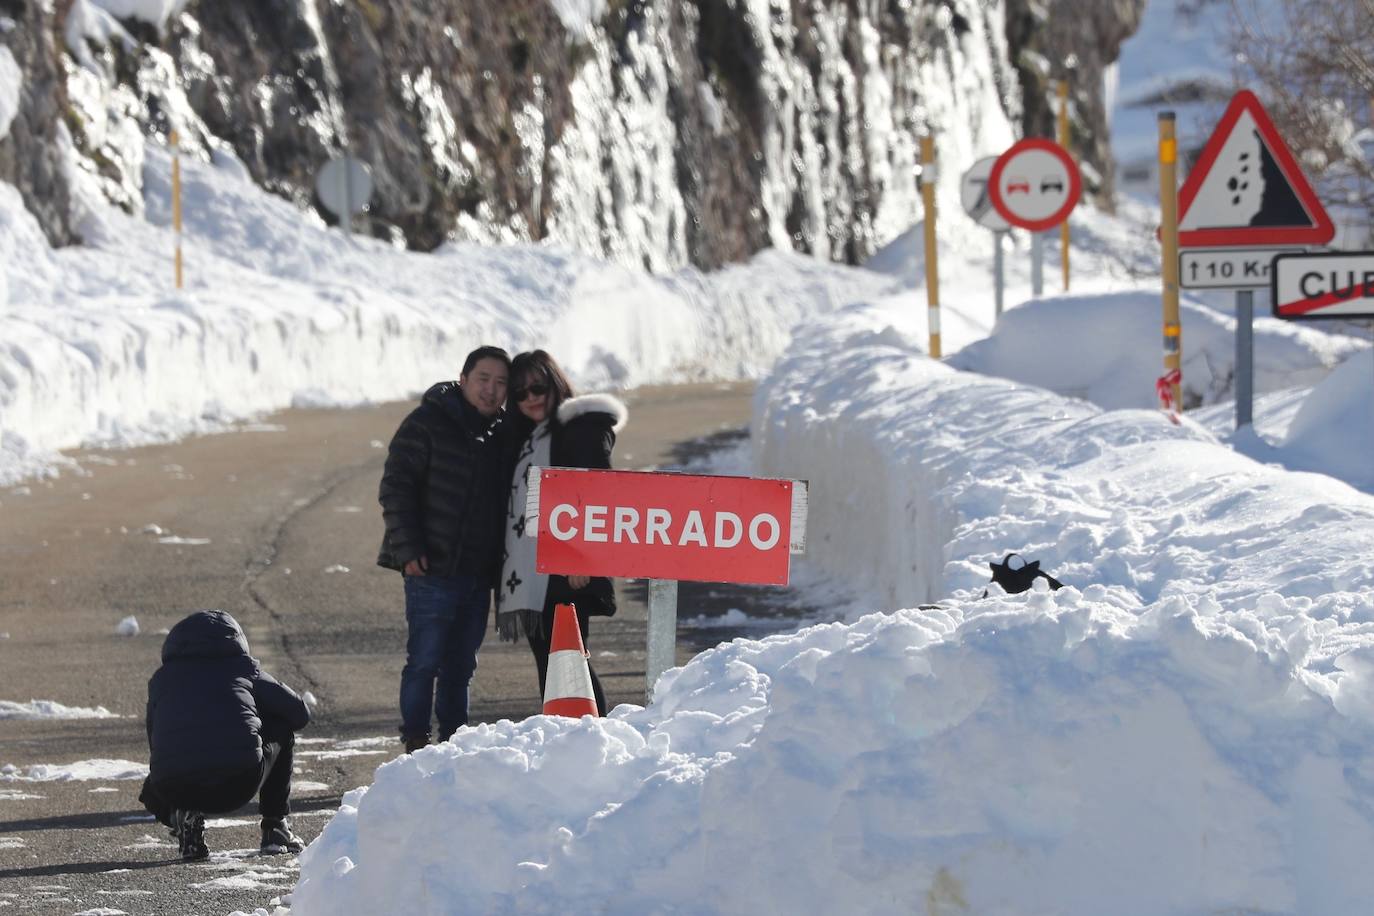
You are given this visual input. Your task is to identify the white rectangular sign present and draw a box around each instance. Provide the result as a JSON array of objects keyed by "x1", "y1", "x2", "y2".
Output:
[
  {"x1": 1179, "y1": 249, "x2": 1292, "y2": 289},
  {"x1": 1272, "y1": 251, "x2": 1374, "y2": 320}
]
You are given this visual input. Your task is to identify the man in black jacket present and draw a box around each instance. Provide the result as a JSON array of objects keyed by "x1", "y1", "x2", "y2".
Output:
[
  {"x1": 378, "y1": 345, "x2": 510, "y2": 753},
  {"x1": 139, "y1": 610, "x2": 311, "y2": 861}
]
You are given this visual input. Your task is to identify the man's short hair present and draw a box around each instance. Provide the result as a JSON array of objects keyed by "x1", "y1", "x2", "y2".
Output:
[{"x1": 461, "y1": 346, "x2": 511, "y2": 376}]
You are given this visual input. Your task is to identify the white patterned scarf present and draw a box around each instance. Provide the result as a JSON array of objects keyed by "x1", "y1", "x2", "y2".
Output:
[{"x1": 495, "y1": 421, "x2": 551, "y2": 642}]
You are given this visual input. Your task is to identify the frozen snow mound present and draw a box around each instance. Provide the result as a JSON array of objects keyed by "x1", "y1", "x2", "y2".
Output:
[
  {"x1": 292, "y1": 596, "x2": 1374, "y2": 915},
  {"x1": 947, "y1": 289, "x2": 1363, "y2": 409},
  {"x1": 0, "y1": 143, "x2": 895, "y2": 486},
  {"x1": 1279, "y1": 353, "x2": 1374, "y2": 489}
]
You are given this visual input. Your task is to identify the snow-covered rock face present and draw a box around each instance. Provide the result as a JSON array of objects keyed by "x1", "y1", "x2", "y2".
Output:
[
  {"x1": 0, "y1": 2, "x2": 76, "y2": 247},
  {"x1": 56, "y1": 0, "x2": 1023, "y2": 270},
  {"x1": 0, "y1": 0, "x2": 1071, "y2": 270}
]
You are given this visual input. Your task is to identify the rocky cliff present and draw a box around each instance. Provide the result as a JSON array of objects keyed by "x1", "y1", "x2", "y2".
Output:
[{"x1": 3, "y1": 0, "x2": 1143, "y2": 269}]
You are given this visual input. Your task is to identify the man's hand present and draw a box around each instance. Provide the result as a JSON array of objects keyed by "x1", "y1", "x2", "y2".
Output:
[
  {"x1": 404, "y1": 556, "x2": 429, "y2": 577},
  {"x1": 568, "y1": 574, "x2": 590, "y2": 590}
]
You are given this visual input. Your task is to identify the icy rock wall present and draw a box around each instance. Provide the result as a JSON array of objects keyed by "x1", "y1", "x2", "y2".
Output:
[
  {"x1": 0, "y1": 0, "x2": 76, "y2": 248},
  {"x1": 1004, "y1": 0, "x2": 1146, "y2": 209},
  {"x1": 10, "y1": 1, "x2": 1142, "y2": 269}
]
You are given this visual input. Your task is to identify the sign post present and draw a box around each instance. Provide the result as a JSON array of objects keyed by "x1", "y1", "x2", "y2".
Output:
[
  {"x1": 1173, "y1": 90, "x2": 1336, "y2": 428},
  {"x1": 988, "y1": 138, "x2": 1081, "y2": 302},
  {"x1": 1057, "y1": 79, "x2": 1072, "y2": 292},
  {"x1": 960, "y1": 156, "x2": 1012, "y2": 318},
  {"x1": 526, "y1": 467, "x2": 809, "y2": 703}
]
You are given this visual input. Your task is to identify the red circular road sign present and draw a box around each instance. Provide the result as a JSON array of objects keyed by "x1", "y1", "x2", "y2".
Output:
[{"x1": 988, "y1": 138, "x2": 1081, "y2": 232}]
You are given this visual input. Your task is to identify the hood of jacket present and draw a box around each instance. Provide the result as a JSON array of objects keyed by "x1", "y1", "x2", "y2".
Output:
[
  {"x1": 423, "y1": 381, "x2": 502, "y2": 439},
  {"x1": 161, "y1": 610, "x2": 251, "y2": 663},
  {"x1": 557, "y1": 393, "x2": 628, "y2": 432}
]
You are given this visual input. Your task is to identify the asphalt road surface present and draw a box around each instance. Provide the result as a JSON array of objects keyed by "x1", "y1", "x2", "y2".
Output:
[{"x1": 0, "y1": 380, "x2": 812, "y2": 915}]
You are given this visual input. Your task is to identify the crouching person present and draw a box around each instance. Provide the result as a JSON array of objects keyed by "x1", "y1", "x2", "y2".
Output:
[{"x1": 138, "y1": 610, "x2": 311, "y2": 861}]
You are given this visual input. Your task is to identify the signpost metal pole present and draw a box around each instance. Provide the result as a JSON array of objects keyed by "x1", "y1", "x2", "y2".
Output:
[
  {"x1": 1235, "y1": 289, "x2": 1254, "y2": 428},
  {"x1": 920, "y1": 134, "x2": 941, "y2": 357},
  {"x1": 342, "y1": 148, "x2": 354, "y2": 238},
  {"x1": 1031, "y1": 232, "x2": 1044, "y2": 298},
  {"x1": 994, "y1": 231, "x2": 1006, "y2": 317},
  {"x1": 645, "y1": 578, "x2": 679, "y2": 704},
  {"x1": 1159, "y1": 112, "x2": 1183, "y2": 411},
  {"x1": 1057, "y1": 79, "x2": 1071, "y2": 292}
]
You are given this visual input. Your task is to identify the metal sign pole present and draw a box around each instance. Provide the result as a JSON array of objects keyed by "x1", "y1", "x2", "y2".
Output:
[
  {"x1": 1031, "y1": 232, "x2": 1044, "y2": 298},
  {"x1": 342, "y1": 153, "x2": 354, "y2": 238},
  {"x1": 994, "y1": 231, "x2": 1005, "y2": 317},
  {"x1": 1236, "y1": 289, "x2": 1254, "y2": 428},
  {"x1": 645, "y1": 578, "x2": 678, "y2": 704}
]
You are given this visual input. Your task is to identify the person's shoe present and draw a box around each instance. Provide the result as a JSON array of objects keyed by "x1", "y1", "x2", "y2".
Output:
[
  {"x1": 260, "y1": 818, "x2": 305, "y2": 855},
  {"x1": 402, "y1": 732, "x2": 429, "y2": 754},
  {"x1": 175, "y1": 810, "x2": 208, "y2": 861}
]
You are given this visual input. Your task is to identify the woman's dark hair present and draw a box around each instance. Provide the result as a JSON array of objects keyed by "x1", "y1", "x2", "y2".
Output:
[
  {"x1": 461, "y1": 345, "x2": 511, "y2": 376},
  {"x1": 508, "y1": 350, "x2": 575, "y2": 417}
]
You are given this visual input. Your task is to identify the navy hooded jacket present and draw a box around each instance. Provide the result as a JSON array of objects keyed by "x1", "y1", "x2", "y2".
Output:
[{"x1": 146, "y1": 610, "x2": 310, "y2": 783}]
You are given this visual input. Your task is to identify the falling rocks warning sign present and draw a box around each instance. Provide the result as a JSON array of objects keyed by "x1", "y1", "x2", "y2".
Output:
[{"x1": 1177, "y1": 90, "x2": 1333, "y2": 249}]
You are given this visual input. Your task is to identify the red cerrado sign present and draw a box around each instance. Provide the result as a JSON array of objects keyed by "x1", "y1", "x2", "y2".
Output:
[{"x1": 528, "y1": 467, "x2": 807, "y2": 586}]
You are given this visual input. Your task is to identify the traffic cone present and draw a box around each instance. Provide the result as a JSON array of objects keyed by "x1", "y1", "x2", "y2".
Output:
[{"x1": 543, "y1": 603, "x2": 599, "y2": 718}]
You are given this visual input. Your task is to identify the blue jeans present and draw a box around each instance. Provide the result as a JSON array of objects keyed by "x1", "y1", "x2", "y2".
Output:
[{"x1": 399, "y1": 573, "x2": 490, "y2": 741}]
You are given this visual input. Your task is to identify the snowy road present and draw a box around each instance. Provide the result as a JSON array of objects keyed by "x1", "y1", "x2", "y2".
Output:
[{"x1": 0, "y1": 380, "x2": 805, "y2": 915}]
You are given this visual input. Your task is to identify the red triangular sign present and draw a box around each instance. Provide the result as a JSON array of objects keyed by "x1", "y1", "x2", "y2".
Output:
[{"x1": 1177, "y1": 90, "x2": 1334, "y2": 248}]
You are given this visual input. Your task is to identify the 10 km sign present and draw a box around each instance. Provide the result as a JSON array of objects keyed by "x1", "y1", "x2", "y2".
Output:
[
  {"x1": 527, "y1": 467, "x2": 809, "y2": 586},
  {"x1": 1180, "y1": 248, "x2": 1296, "y2": 290}
]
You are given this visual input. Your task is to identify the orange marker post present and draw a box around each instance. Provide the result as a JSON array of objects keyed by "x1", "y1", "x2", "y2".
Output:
[
  {"x1": 1158, "y1": 112, "x2": 1182, "y2": 413},
  {"x1": 920, "y1": 134, "x2": 941, "y2": 358}
]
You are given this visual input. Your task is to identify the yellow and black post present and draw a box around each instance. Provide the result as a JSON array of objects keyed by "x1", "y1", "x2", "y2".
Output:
[
  {"x1": 920, "y1": 134, "x2": 941, "y2": 358},
  {"x1": 1158, "y1": 112, "x2": 1182, "y2": 412}
]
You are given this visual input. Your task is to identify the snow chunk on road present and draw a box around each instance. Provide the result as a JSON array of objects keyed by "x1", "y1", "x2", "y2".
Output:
[
  {"x1": 114, "y1": 615, "x2": 139, "y2": 637},
  {"x1": 1, "y1": 759, "x2": 148, "y2": 782},
  {"x1": 0, "y1": 700, "x2": 119, "y2": 720}
]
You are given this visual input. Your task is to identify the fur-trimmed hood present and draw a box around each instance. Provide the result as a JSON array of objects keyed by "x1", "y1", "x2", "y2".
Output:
[{"x1": 557, "y1": 393, "x2": 628, "y2": 433}]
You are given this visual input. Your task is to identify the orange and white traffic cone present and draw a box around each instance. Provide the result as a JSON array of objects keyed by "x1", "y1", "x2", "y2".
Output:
[{"x1": 543, "y1": 603, "x2": 598, "y2": 718}]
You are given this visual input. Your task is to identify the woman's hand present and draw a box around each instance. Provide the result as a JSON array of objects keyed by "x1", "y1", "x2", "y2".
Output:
[{"x1": 568, "y1": 574, "x2": 591, "y2": 590}]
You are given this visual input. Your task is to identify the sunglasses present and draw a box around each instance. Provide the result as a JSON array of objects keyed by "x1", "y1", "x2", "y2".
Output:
[{"x1": 514, "y1": 383, "x2": 550, "y2": 402}]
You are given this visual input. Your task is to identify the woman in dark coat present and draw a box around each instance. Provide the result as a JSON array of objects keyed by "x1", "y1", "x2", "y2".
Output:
[{"x1": 496, "y1": 350, "x2": 626, "y2": 716}]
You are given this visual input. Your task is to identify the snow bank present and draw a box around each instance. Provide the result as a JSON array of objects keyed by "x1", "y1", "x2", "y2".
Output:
[
  {"x1": 947, "y1": 289, "x2": 1364, "y2": 409},
  {"x1": 292, "y1": 591, "x2": 1374, "y2": 915},
  {"x1": 1276, "y1": 352, "x2": 1374, "y2": 489},
  {"x1": 755, "y1": 299, "x2": 1374, "y2": 627},
  {"x1": 0, "y1": 143, "x2": 893, "y2": 485}
]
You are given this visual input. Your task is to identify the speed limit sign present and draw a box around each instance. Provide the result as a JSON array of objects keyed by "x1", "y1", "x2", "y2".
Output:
[{"x1": 988, "y1": 138, "x2": 1081, "y2": 232}]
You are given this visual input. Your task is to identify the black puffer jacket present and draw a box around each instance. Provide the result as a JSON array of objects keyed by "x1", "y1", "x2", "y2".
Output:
[
  {"x1": 377, "y1": 381, "x2": 506, "y2": 579},
  {"x1": 146, "y1": 611, "x2": 309, "y2": 782},
  {"x1": 504, "y1": 393, "x2": 627, "y2": 617}
]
